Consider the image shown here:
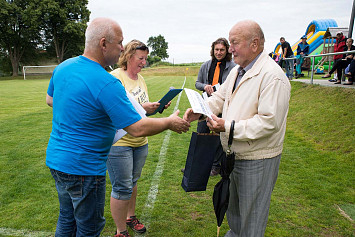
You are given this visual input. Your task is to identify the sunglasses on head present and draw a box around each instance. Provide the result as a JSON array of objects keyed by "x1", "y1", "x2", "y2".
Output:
[{"x1": 136, "y1": 45, "x2": 148, "y2": 51}]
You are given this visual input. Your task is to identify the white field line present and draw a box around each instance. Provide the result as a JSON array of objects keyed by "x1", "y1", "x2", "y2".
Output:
[
  {"x1": 135, "y1": 77, "x2": 186, "y2": 236},
  {"x1": 0, "y1": 227, "x2": 114, "y2": 237},
  {"x1": 0, "y1": 228, "x2": 53, "y2": 237},
  {"x1": 0, "y1": 227, "x2": 112, "y2": 237},
  {"x1": 0, "y1": 77, "x2": 187, "y2": 237},
  {"x1": 336, "y1": 204, "x2": 354, "y2": 222}
]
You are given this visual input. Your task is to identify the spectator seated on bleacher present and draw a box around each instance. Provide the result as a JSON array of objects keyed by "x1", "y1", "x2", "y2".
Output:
[
  {"x1": 344, "y1": 58, "x2": 355, "y2": 85},
  {"x1": 322, "y1": 32, "x2": 351, "y2": 84},
  {"x1": 296, "y1": 57, "x2": 311, "y2": 78}
]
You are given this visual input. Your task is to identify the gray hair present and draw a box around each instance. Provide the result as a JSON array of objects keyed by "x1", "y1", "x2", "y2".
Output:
[
  {"x1": 251, "y1": 21, "x2": 265, "y2": 49},
  {"x1": 85, "y1": 18, "x2": 118, "y2": 49}
]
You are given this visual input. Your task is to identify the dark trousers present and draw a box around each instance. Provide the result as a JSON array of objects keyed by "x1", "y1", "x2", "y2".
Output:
[
  {"x1": 330, "y1": 59, "x2": 351, "y2": 81},
  {"x1": 348, "y1": 59, "x2": 355, "y2": 82},
  {"x1": 196, "y1": 120, "x2": 224, "y2": 168}
]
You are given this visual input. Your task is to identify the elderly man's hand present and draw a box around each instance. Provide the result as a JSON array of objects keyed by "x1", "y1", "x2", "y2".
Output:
[
  {"x1": 168, "y1": 110, "x2": 190, "y2": 134},
  {"x1": 183, "y1": 108, "x2": 201, "y2": 123},
  {"x1": 204, "y1": 85, "x2": 214, "y2": 96},
  {"x1": 206, "y1": 114, "x2": 225, "y2": 132}
]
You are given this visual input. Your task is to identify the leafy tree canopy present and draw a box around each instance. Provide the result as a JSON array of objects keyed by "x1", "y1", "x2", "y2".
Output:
[
  {"x1": 0, "y1": 0, "x2": 90, "y2": 76},
  {"x1": 40, "y1": 0, "x2": 90, "y2": 62},
  {"x1": 0, "y1": 0, "x2": 43, "y2": 76},
  {"x1": 147, "y1": 35, "x2": 169, "y2": 60}
]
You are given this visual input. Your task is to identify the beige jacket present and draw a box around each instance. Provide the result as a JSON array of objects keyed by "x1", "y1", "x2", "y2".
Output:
[{"x1": 206, "y1": 52, "x2": 291, "y2": 160}]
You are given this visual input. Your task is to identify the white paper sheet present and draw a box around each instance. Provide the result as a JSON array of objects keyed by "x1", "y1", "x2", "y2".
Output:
[
  {"x1": 112, "y1": 90, "x2": 147, "y2": 144},
  {"x1": 184, "y1": 88, "x2": 213, "y2": 120}
]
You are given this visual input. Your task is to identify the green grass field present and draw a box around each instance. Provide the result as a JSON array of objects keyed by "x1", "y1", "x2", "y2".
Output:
[{"x1": 0, "y1": 68, "x2": 354, "y2": 237}]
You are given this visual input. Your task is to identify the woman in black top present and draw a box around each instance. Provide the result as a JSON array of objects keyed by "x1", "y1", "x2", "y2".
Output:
[{"x1": 322, "y1": 38, "x2": 355, "y2": 84}]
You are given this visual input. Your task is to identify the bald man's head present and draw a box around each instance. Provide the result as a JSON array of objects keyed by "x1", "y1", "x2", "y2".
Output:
[
  {"x1": 228, "y1": 20, "x2": 265, "y2": 67},
  {"x1": 85, "y1": 18, "x2": 122, "y2": 50},
  {"x1": 230, "y1": 20, "x2": 265, "y2": 50},
  {"x1": 83, "y1": 18, "x2": 124, "y2": 67}
]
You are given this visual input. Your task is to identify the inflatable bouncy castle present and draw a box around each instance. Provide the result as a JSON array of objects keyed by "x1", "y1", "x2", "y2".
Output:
[{"x1": 274, "y1": 19, "x2": 338, "y2": 57}]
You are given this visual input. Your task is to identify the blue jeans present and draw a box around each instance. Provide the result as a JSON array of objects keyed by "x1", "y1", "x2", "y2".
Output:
[
  {"x1": 106, "y1": 144, "x2": 148, "y2": 200},
  {"x1": 285, "y1": 56, "x2": 294, "y2": 79},
  {"x1": 50, "y1": 169, "x2": 106, "y2": 237}
]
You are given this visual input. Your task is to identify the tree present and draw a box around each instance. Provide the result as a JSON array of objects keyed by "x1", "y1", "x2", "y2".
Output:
[
  {"x1": 147, "y1": 55, "x2": 161, "y2": 66},
  {"x1": 0, "y1": 48, "x2": 12, "y2": 76},
  {"x1": 40, "y1": 0, "x2": 90, "y2": 63},
  {"x1": 147, "y1": 35, "x2": 169, "y2": 60},
  {"x1": 0, "y1": 0, "x2": 43, "y2": 76}
]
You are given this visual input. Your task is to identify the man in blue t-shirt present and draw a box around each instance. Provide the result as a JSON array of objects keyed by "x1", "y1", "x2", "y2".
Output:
[{"x1": 46, "y1": 17, "x2": 189, "y2": 237}]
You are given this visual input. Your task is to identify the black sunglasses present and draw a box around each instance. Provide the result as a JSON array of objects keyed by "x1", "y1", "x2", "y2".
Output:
[{"x1": 136, "y1": 45, "x2": 148, "y2": 51}]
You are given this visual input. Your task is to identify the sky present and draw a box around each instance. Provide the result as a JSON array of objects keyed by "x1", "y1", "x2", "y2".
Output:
[{"x1": 87, "y1": 0, "x2": 354, "y2": 64}]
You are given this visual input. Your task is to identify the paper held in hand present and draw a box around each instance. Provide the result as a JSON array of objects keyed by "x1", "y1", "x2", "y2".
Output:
[
  {"x1": 184, "y1": 88, "x2": 213, "y2": 120},
  {"x1": 112, "y1": 90, "x2": 147, "y2": 144}
]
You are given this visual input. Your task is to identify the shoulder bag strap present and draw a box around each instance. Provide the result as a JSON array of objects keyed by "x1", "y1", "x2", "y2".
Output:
[{"x1": 227, "y1": 120, "x2": 235, "y2": 155}]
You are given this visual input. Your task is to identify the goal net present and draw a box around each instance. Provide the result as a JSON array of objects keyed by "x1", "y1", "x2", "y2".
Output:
[{"x1": 23, "y1": 65, "x2": 58, "y2": 80}]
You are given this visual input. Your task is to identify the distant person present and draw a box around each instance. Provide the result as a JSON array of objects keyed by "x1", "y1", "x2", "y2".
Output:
[
  {"x1": 195, "y1": 38, "x2": 236, "y2": 96},
  {"x1": 322, "y1": 31, "x2": 347, "y2": 82},
  {"x1": 322, "y1": 38, "x2": 354, "y2": 84},
  {"x1": 280, "y1": 37, "x2": 294, "y2": 80},
  {"x1": 295, "y1": 35, "x2": 309, "y2": 78},
  {"x1": 45, "y1": 18, "x2": 189, "y2": 237},
  {"x1": 107, "y1": 39, "x2": 172, "y2": 237},
  {"x1": 194, "y1": 37, "x2": 236, "y2": 176},
  {"x1": 345, "y1": 56, "x2": 355, "y2": 85},
  {"x1": 274, "y1": 53, "x2": 282, "y2": 67},
  {"x1": 184, "y1": 20, "x2": 291, "y2": 236}
]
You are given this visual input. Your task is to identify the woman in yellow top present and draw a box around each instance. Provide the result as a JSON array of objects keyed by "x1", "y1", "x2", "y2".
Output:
[{"x1": 107, "y1": 40, "x2": 169, "y2": 237}]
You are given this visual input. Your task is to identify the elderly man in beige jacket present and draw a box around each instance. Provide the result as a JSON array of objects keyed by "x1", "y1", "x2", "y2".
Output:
[{"x1": 184, "y1": 20, "x2": 291, "y2": 236}]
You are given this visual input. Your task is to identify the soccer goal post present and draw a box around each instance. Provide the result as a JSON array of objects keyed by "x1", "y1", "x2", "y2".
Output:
[{"x1": 23, "y1": 65, "x2": 58, "y2": 80}]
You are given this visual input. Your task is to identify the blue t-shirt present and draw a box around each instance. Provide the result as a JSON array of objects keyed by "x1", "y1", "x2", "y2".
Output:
[{"x1": 46, "y1": 56, "x2": 142, "y2": 176}]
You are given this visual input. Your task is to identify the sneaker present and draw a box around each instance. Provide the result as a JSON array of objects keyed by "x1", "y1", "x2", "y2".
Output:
[
  {"x1": 114, "y1": 230, "x2": 131, "y2": 237},
  {"x1": 328, "y1": 79, "x2": 337, "y2": 82},
  {"x1": 126, "y1": 216, "x2": 146, "y2": 233}
]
